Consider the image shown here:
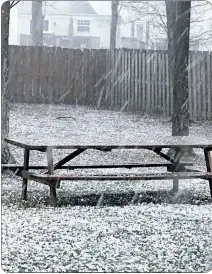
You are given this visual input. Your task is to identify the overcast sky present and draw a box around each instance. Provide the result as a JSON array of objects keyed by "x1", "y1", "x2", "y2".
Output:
[{"x1": 89, "y1": 1, "x2": 111, "y2": 15}]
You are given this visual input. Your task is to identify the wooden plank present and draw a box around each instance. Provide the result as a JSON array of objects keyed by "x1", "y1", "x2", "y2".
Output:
[
  {"x1": 1, "y1": 162, "x2": 194, "y2": 171},
  {"x1": 138, "y1": 50, "x2": 142, "y2": 112},
  {"x1": 202, "y1": 52, "x2": 207, "y2": 120},
  {"x1": 4, "y1": 138, "x2": 212, "y2": 150},
  {"x1": 46, "y1": 47, "x2": 53, "y2": 103},
  {"x1": 59, "y1": 48, "x2": 70, "y2": 103},
  {"x1": 67, "y1": 48, "x2": 73, "y2": 104},
  {"x1": 21, "y1": 149, "x2": 30, "y2": 200},
  {"x1": 154, "y1": 51, "x2": 158, "y2": 112},
  {"x1": 127, "y1": 49, "x2": 131, "y2": 111},
  {"x1": 74, "y1": 49, "x2": 80, "y2": 105},
  {"x1": 37, "y1": 47, "x2": 43, "y2": 103},
  {"x1": 191, "y1": 51, "x2": 197, "y2": 120},
  {"x1": 124, "y1": 49, "x2": 129, "y2": 110},
  {"x1": 50, "y1": 186, "x2": 57, "y2": 207},
  {"x1": 16, "y1": 46, "x2": 25, "y2": 103},
  {"x1": 110, "y1": 49, "x2": 115, "y2": 108},
  {"x1": 24, "y1": 46, "x2": 33, "y2": 103},
  {"x1": 204, "y1": 149, "x2": 212, "y2": 172},
  {"x1": 162, "y1": 52, "x2": 166, "y2": 116},
  {"x1": 188, "y1": 53, "x2": 192, "y2": 119},
  {"x1": 158, "y1": 52, "x2": 162, "y2": 113},
  {"x1": 206, "y1": 51, "x2": 211, "y2": 120},
  {"x1": 131, "y1": 50, "x2": 135, "y2": 111},
  {"x1": 47, "y1": 147, "x2": 54, "y2": 175},
  {"x1": 196, "y1": 52, "x2": 202, "y2": 119},
  {"x1": 115, "y1": 49, "x2": 119, "y2": 108},
  {"x1": 72, "y1": 49, "x2": 77, "y2": 105},
  {"x1": 21, "y1": 171, "x2": 212, "y2": 182},
  {"x1": 165, "y1": 52, "x2": 170, "y2": 116},
  {"x1": 40, "y1": 47, "x2": 48, "y2": 103},
  {"x1": 150, "y1": 51, "x2": 154, "y2": 113},
  {"x1": 134, "y1": 50, "x2": 139, "y2": 112},
  {"x1": 210, "y1": 51, "x2": 212, "y2": 120},
  {"x1": 121, "y1": 49, "x2": 125, "y2": 109},
  {"x1": 106, "y1": 49, "x2": 112, "y2": 106},
  {"x1": 8, "y1": 46, "x2": 18, "y2": 102},
  {"x1": 146, "y1": 51, "x2": 151, "y2": 113},
  {"x1": 204, "y1": 149, "x2": 212, "y2": 197},
  {"x1": 4, "y1": 138, "x2": 31, "y2": 149},
  {"x1": 142, "y1": 51, "x2": 146, "y2": 111}
]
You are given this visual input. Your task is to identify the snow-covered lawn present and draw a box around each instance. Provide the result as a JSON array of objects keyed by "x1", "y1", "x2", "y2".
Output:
[{"x1": 2, "y1": 103, "x2": 212, "y2": 272}]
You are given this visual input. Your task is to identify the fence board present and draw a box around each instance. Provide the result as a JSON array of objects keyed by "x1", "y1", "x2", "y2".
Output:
[
  {"x1": 142, "y1": 50, "x2": 146, "y2": 111},
  {"x1": 207, "y1": 52, "x2": 211, "y2": 120},
  {"x1": 191, "y1": 52, "x2": 197, "y2": 120}
]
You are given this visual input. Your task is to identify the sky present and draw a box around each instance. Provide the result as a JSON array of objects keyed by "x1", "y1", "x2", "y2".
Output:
[{"x1": 89, "y1": 1, "x2": 111, "y2": 15}]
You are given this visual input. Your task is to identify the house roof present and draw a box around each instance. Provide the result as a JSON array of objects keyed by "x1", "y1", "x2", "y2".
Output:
[{"x1": 69, "y1": 1, "x2": 97, "y2": 14}]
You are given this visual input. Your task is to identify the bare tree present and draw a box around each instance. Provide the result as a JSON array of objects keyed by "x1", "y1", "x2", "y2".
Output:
[
  {"x1": 1, "y1": 1, "x2": 17, "y2": 164},
  {"x1": 122, "y1": 1, "x2": 212, "y2": 49},
  {"x1": 110, "y1": 1, "x2": 124, "y2": 49},
  {"x1": 31, "y1": 0, "x2": 43, "y2": 46},
  {"x1": 110, "y1": 1, "x2": 119, "y2": 49}
]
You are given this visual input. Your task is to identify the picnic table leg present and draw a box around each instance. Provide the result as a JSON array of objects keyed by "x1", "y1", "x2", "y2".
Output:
[
  {"x1": 47, "y1": 147, "x2": 60, "y2": 189},
  {"x1": 50, "y1": 184, "x2": 57, "y2": 207},
  {"x1": 171, "y1": 148, "x2": 181, "y2": 193},
  {"x1": 204, "y1": 149, "x2": 212, "y2": 198},
  {"x1": 21, "y1": 148, "x2": 30, "y2": 200},
  {"x1": 47, "y1": 148, "x2": 57, "y2": 206},
  {"x1": 172, "y1": 179, "x2": 179, "y2": 193}
]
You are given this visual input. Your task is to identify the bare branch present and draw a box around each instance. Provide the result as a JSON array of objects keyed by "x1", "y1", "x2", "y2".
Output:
[{"x1": 10, "y1": 1, "x2": 20, "y2": 9}]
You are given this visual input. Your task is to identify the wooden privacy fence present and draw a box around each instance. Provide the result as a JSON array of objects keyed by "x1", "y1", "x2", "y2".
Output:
[{"x1": 8, "y1": 46, "x2": 212, "y2": 120}]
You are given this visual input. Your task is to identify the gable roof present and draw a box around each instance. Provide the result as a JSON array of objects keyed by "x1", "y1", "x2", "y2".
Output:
[{"x1": 69, "y1": 1, "x2": 97, "y2": 14}]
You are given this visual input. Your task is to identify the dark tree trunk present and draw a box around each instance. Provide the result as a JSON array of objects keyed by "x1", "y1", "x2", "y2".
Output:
[
  {"x1": 166, "y1": 1, "x2": 194, "y2": 158},
  {"x1": 32, "y1": 0, "x2": 43, "y2": 46},
  {"x1": 166, "y1": 0, "x2": 191, "y2": 136},
  {"x1": 1, "y1": 1, "x2": 15, "y2": 164},
  {"x1": 110, "y1": 0, "x2": 119, "y2": 49}
]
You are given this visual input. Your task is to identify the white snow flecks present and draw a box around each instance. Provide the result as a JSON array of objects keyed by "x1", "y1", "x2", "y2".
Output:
[{"x1": 2, "y1": 103, "x2": 212, "y2": 272}]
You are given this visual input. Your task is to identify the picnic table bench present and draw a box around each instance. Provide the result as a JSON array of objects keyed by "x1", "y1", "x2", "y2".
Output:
[{"x1": 2, "y1": 138, "x2": 212, "y2": 206}]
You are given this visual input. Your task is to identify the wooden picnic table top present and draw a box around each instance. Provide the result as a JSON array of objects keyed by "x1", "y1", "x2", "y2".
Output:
[{"x1": 4, "y1": 138, "x2": 212, "y2": 151}]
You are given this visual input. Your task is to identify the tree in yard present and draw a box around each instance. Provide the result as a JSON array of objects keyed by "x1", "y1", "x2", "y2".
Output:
[
  {"x1": 166, "y1": 1, "x2": 191, "y2": 137},
  {"x1": 122, "y1": 1, "x2": 212, "y2": 50},
  {"x1": 31, "y1": 0, "x2": 43, "y2": 46},
  {"x1": 1, "y1": 1, "x2": 17, "y2": 164},
  {"x1": 166, "y1": 1, "x2": 196, "y2": 158},
  {"x1": 110, "y1": 1, "x2": 122, "y2": 49}
]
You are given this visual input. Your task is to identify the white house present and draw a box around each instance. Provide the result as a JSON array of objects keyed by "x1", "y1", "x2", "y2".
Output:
[{"x1": 10, "y1": 1, "x2": 120, "y2": 49}]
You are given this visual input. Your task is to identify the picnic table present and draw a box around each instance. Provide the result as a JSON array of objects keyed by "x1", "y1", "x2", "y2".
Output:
[{"x1": 2, "y1": 138, "x2": 212, "y2": 206}]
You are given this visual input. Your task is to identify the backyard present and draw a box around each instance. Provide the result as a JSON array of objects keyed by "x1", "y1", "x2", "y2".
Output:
[{"x1": 1, "y1": 103, "x2": 212, "y2": 272}]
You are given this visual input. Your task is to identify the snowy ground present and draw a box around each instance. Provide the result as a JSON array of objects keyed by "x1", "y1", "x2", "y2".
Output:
[{"x1": 2, "y1": 103, "x2": 212, "y2": 272}]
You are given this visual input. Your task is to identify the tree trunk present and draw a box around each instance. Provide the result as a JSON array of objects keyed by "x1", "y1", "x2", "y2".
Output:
[
  {"x1": 110, "y1": 0, "x2": 119, "y2": 49},
  {"x1": 166, "y1": 1, "x2": 194, "y2": 158},
  {"x1": 1, "y1": 1, "x2": 15, "y2": 164},
  {"x1": 32, "y1": 0, "x2": 43, "y2": 46},
  {"x1": 166, "y1": 0, "x2": 191, "y2": 136}
]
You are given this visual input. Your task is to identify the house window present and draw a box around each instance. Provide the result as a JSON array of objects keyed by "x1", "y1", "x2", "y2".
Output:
[
  {"x1": 77, "y1": 20, "x2": 90, "y2": 32},
  {"x1": 136, "y1": 24, "x2": 143, "y2": 41},
  {"x1": 43, "y1": 20, "x2": 49, "y2": 31},
  {"x1": 30, "y1": 19, "x2": 49, "y2": 34}
]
